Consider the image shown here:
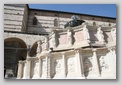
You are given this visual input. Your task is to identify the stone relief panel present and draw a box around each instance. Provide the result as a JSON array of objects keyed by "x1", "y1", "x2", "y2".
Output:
[
  {"x1": 67, "y1": 57, "x2": 75, "y2": 74},
  {"x1": 54, "y1": 59, "x2": 62, "y2": 75},
  {"x1": 99, "y1": 55, "x2": 109, "y2": 73},
  {"x1": 83, "y1": 57, "x2": 93, "y2": 77},
  {"x1": 33, "y1": 62, "x2": 39, "y2": 78}
]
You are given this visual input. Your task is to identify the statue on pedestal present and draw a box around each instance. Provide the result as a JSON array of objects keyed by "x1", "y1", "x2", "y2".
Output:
[
  {"x1": 97, "y1": 27, "x2": 105, "y2": 44},
  {"x1": 44, "y1": 36, "x2": 49, "y2": 51},
  {"x1": 51, "y1": 31, "x2": 56, "y2": 48},
  {"x1": 83, "y1": 25, "x2": 90, "y2": 41},
  {"x1": 67, "y1": 29, "x2": 72, "y2": 46},
  {"x1": 111, "y1": 27, "x2": 116, "y2": 41},
  {"x1": 36, "y1": 40, "x2": 42, "y2": 54}
]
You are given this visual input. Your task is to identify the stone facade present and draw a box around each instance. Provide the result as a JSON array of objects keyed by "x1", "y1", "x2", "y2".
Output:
[{"x1": 4, "y1": 4, "x2": 116, "y2": 79}]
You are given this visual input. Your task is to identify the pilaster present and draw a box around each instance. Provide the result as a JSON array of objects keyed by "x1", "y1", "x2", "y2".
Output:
[
  {"x1": 92, "y1": 49, "x2": 101, "y2": 77},
  {"x1": 75, "y1": 49, "x2": 85, "y2": 78},
  {"x1": 61, "y1": 52, "x2": 66, "y2": 78}
]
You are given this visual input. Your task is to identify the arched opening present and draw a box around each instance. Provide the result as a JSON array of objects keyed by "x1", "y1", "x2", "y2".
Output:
[
  {"x1": 54, "y1": 18, "x2": 59, "y2": 27},
  {"x1": 32, "y1": 17, "x2": 37, "y2": 25},
  {"x1": 30, "y1": 41, "x2": 38, "y2": 57},
  {"x1": 4, "y1": 38, "x2": 27, "y2": 78},
  {"x1": 30, "y1": 40, "x2": 42, "y2": 57}
]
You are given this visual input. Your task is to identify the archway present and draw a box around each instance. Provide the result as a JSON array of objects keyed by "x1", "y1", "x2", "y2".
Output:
[
  {"x1": 4, "y1": 38, "x2": 27, "y2": 78},
  {"x1": 30, "y1": 41, "x2": 38, "y2": 57}
]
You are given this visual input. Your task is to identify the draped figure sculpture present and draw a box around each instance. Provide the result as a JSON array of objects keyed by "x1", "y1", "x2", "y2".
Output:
[
  {"x1": 67, "y1": 29, "x2": 72, "y2": 46},
  {"x1": 111, "y1": 27, "x2": 116, "y2": 41},
  {"x1": 97, "y1": 27, "x2": 105, "y2": 44},
  {"x1": 44, "y1": 36, "x2": 49, "y2": 51},
  {"x1": 36, "y1": 40, "x2": 42, "y2": 54},
  {"x1": 83, "y1": 25, "x2": 90, "y2": 42},
  {"x1": 51, "y1": 31, "x2": 56, "y2": 48}
]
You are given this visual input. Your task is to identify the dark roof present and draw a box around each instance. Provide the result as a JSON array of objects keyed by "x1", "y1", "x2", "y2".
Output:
[{"x1": 27, "y1": 4, "x2": 116, "y2": 20}]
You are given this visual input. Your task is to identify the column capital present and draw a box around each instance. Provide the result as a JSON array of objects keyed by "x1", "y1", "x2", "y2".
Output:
[{"x1": 18, "y1": 60, "x2": 24, "y2": 64}]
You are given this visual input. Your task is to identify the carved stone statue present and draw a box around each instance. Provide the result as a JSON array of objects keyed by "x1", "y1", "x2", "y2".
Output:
[
  {"x1": 99, "y1": 56, "x2": 108, "y2": 72},
  {"x1": 36, "y1": 40, "x2": 41, "y2": 54},
  {"x1": 51, "y1": 31, "x2": 56, "y2": 48},
  {"x1": 83, "y1": 25, "x2": 90, "y2": 41},
  {"x1": 44, "y1": 36, "x2": 49, "y2": 50},
  {"x1": 97, "y1": 27, "x2": 105, "y2": 44},
  {"x1": 68, "y1": 58, "x2": 75, "y2": 73},
  {"x1": 55, "y1": 60, "x2": 61, "y2": 74},
  {"x1": 83, "y1": 57, "x2": 92, "y2": 77},
  {"x1": 67, "y1": 29, "x2": 72, "y2": 46},
  {"x1": 64, "y1": 15, "x2": 85, "y2": 28},
  {"x1": 111, "y1": 27, "x2": 116, "y2": 41}
]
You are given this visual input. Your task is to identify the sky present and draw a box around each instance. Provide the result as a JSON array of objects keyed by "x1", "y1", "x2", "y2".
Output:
[{"x1": 28, "y1": 4, "x2": 116, "y2": 18}]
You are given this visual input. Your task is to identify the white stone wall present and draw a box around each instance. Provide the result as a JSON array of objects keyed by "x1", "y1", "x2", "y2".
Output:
[{"x1": 17, "y1": 48, "x2": 116, "y2": 79}]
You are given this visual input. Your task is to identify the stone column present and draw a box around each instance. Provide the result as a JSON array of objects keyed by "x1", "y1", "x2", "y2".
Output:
[
  {"x1": 26, "y1": 58, "x2": 32, "y2": 79},
  {"x1": 45, "y1": 54, "x2": 51, "y2": 79},
  {"x1": 27, "y1": 45, "x2": 31, "y2": 58},
  {"x1": 75, "y1": 49, "x2": 85, "y2": 78},
  {"x1": 61, "y1": 52, "x2": 66, "y2": 78},
  {"x1": 92, "y1": 49, "x2": 100, "y2": 77},
  {"x1": 39, "y1": 58, "x2": 42, "y2": 78},
  {"x1": 22, "y1": 61, "x2": 27, "y2": 79},
  {"x1": 17, "y1": 61, "x2": 24, "y2": 79}
]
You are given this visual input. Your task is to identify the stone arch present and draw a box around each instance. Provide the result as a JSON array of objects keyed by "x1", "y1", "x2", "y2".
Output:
[
  {"x1": 30, "y1": 40, "x2": 42, "y2": 57},
  {"x1": 4, "y1": 37, "x2": 27, "y2": 77}
]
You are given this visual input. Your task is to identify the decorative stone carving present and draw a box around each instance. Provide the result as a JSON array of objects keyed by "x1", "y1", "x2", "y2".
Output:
[
  {"x1": 55, "y1": 59, "x2": 61, "y2": 74},
  {"x1": 36, "y1": 40, "x2": 42, "y2": 54},
  {"x1": 46, "y1": 56, "x2": 51, "y2": 78},
  {"x1": 99, "y1": 56, "x2": 109, "y2": 72},
  {"x1": 51, "y1": 31, "x2": 56, "y2": 48},
  {"x1": 67, "y1": 29, "x2": 72, "y2": 46},
  {"x1": 97, "y1": 27, "x2": 105, "y2": 44},
  {"x1": 83, "y1": 57, "x2": 92, "y2": 76},
  {"x1": 83, "y1": 25, "x2": 90, "y2": 42},
  {"x1": 83, "y1": 58, "x2": 92, "y2": 72},
  {"x1": 33, "y1": 62, "x2": 39, "y2": 78},
  {"x1": 67, "y1": 58, "x2": 75, "y2": 73},
  {"x1": 44, "y1": 36, "x2": 49, "y2": 50},
  {"x1": 111, "y1": 27, "x2": 116, "y2": 41}
]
